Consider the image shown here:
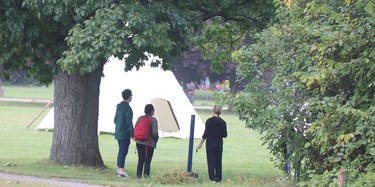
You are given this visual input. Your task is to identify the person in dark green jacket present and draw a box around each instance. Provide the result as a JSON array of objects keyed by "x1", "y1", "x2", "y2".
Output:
[{"x1": 114, "y1": 89, "x2": 133, "y2": 179}]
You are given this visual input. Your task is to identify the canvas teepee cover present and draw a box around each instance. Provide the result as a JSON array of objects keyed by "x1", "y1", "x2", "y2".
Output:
[{"x1": 36, "y1": 57, "x2": 205, "y2": 139}]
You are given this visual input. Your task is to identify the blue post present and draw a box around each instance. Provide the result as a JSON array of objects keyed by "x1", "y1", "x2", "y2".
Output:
[{"x1": 187, "y1": 115, "x2": 195, "y2": 172}]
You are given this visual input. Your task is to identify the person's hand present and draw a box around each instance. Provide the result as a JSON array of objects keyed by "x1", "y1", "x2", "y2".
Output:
[{"x1": 196, "y1": 144, "x2": 202, "y2": 152}]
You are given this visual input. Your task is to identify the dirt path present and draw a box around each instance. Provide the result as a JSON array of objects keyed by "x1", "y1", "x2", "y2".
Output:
[{"x1": 0, "y1": 172, "x2": 106, "y2": 187}]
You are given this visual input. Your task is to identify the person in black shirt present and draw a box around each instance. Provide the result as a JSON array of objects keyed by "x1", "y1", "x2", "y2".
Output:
[{"x1": 196, "y1": 105, "x2": 228, "y2": 182}]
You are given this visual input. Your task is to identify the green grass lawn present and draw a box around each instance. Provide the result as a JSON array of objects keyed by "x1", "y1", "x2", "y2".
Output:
[
  {"x1": 0, "y1": 87, "x2": 291, "y2": 186},
  {"x1": 1, "y1": 85, "x2": 53, "y2": 99}
]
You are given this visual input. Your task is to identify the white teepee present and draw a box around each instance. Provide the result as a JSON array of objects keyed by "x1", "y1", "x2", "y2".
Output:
[{"x1": 36, "y1": 57, "x2": 205, "y2": 139}]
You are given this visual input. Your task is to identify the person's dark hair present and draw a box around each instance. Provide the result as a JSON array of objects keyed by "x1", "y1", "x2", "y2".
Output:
[
  {"x1": 122, "y1": 89, "x2": 132, "y2": 100},
  {"x1": 144, "y1": 104, "x2": 154, "y2": 115}
]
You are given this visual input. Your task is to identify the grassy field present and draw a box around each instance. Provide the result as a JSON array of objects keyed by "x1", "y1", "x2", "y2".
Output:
[
  {"x1": 0, "y1": 86, "x2": 291, "y2": 186},
  {"x1": 1, "y1": 85, "x2": 54, "y2": 99}
]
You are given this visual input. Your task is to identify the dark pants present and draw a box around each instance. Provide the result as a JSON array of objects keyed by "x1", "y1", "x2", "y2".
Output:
[
  {"x1": 117, "y1": 139, "x2": 131, "y2": 168},
  {"x1": 206, "y1": 143, "x2": 223, "y2": 182},
  {"x1": 136, "y1": 143, "x2": 155, "y2": 178}
]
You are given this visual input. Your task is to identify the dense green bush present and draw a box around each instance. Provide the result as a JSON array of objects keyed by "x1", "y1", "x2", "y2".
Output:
[{"x1": 225, "y1": 0, "x2": 374, "y2": 186}]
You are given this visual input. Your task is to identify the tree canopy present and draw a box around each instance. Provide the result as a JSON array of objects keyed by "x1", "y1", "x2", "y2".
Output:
[
  {"x1": 1, "y1": 0, "x2": 193, "y2": 81},
  {"x1": 172, "y1": 0, "x2": 275, "y2": 93},
  {"x1": 1, "y1": 0, "x2": 276, "y2": 82},
  {"x1": 229, "y1": 0, "x2": 374, "y2": 185}
]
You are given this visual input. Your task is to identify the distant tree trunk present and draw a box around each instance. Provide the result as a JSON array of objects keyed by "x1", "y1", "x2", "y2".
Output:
[
  {"x1": 0, "y1": 78, "x2": 3, "y2": 97},
  {"x1": 50, "y1": 61, "x2": 105, "y2": 166},
  {"x1": 227, "y1": 68, "x2": 240, "y2": 111}
]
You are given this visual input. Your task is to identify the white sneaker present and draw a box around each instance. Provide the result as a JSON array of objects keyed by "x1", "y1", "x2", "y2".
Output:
[{"x1": 117, "y1": 172, "x2": 130, "y2": 179}]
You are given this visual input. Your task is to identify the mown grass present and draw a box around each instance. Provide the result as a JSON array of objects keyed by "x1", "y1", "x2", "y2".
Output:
[
  {"x1": 1, "y1": 85, "x2": 53, "y2": 99},
  {"x1": 0, "y1": 86, "x2": 292, "y2": 186},
  {"x1": 193, "y1": 90, "x2": 228, "y2": 107}
]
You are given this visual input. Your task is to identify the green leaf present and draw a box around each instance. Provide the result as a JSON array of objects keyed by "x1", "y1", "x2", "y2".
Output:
[{"x1": 365, "y1": 1, "x2": 375, "y2": 18}]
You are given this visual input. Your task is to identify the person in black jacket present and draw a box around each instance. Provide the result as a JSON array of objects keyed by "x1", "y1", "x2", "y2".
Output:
[{"x1": 196, "y1": 105, "x2": 228, "y2": 182}]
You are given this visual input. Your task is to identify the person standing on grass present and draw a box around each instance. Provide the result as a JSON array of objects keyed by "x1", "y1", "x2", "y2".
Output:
[
  {"x1": 114, "y1": 89, "x2": 133, "y2": 179},
  {"x1": 134, "y1": 104, "x2": 159, "y2": 179},
  {"x1": 187, "y1": 81, "x2": 196, "y2": 104},
  {"x1": 196, "y1": 105, "x2": 228, "y2": 182}
]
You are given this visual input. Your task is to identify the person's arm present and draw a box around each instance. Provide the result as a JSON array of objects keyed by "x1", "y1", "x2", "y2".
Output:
[
  {"x1": 196, "y1": 138, "x2": 205, "y2": 152},
  {"x1": 196, "y1": 119, "x2": 209, "y2": 151},
  {"x1": 222, "y1": 120, "x2": 228, "y2": 138},
  {"x1": 125, "y1": 107, "x2": 134, "y2": 137},
  {"x1": 151, "y1": 118, "x2": 159, "y2": 139}
]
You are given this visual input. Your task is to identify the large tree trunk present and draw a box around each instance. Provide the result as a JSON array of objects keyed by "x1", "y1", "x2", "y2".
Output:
[{"x1": 50, "y1": 61, "x2": 105, "y2": 166}]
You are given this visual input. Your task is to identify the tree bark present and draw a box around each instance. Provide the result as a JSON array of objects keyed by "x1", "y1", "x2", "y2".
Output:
[
  {"x1": 50, "y1": 61, "x2": 105, "y2": 166},
  {"x1": 0, "y1": 78, "x2": 3, "y2": 97}
]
